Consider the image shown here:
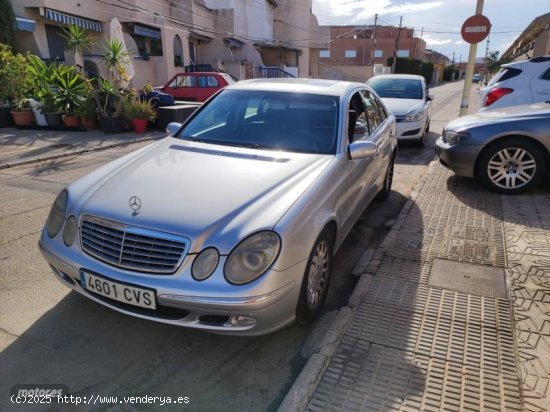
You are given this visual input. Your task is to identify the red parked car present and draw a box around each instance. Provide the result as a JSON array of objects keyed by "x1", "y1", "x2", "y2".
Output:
[{"x1": 158, "y1": 72, "x2": 235, "y2": 102}]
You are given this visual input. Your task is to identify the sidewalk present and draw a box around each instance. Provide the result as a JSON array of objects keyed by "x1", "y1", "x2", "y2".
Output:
[
  {"x1": 0, "y1": 127, "x2": 164, "y2": 169},
  {"x1": 280, "y1": 91, "x2": 550, "y2": 410}
]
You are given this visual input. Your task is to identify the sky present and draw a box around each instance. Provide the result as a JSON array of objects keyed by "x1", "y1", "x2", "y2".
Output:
[{"x1": 312, "y1": 0, "x2": 550, "y2": 61}]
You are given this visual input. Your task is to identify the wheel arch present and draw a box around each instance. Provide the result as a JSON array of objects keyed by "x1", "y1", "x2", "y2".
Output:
[{"x1": 474, "y1": 134, "x2": 550, "y2": 178}]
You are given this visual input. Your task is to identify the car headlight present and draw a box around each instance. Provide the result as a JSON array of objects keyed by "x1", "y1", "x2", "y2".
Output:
[
  {"x1": 46, "y1": 190, "x2": 68, "y2": 238},
  {"x1": 224, "y1": 231, "x2": 281, "y2": 285},
  {"x1": 63, "y1": 215, "x2": 77, "y2": 246},
  {"x1": 404, "y1": 109, "x2": 423, "y2": 122},
  {"x1": 442, "y1": 130, "x2": 470, "y2": 145},
  {"x1": 192, "y1": 247, "x2": 220, "y2": 280}
]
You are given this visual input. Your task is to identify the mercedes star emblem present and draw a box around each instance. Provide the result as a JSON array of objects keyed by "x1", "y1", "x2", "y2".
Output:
[{"x1": 129, "y1": 196, "x2": 142, "y2": 215}]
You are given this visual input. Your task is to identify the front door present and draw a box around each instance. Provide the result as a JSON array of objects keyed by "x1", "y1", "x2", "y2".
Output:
[{"x1": 164, "y1": 74, "x2": 197, "y2": 100}]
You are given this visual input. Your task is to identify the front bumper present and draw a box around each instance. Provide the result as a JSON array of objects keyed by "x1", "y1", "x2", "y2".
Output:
[
  {"x1": 396, "y1": 120, "x2": 424, "y2": 140},
  {"x1": 435, "y1": 137, "x2": 482, "y2": 177},
  {"x1": 39, "y1": 239, "x2": 301, "y2": 336}
]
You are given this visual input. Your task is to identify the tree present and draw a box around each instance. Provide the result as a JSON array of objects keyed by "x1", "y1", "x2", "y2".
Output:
[
  {"x1": 61, "y1": 24, "x2": 94, "y2": 75},
  {"x1": 485, "y1": 51, "x2": 512, "y2": 73},
  {"x1": 0, "y1": 0, "x2": 16, "y2": 50}
]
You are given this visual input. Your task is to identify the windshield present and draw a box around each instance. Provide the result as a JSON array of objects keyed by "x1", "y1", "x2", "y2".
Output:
[
  {"x1": 178, "y1": 89, "x2": 339, "y2": 154},
  {"x1": 367, "y1": 78, "x2": 423, "y2": 99}
]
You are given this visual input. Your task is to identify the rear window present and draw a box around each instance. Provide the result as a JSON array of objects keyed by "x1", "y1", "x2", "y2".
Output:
[
  {"x1": 487, "y1": 67, "x2": 522, "y2": 87},
  {"x1": 221, "y1": 74, "x2": 236, "y2": 85}
]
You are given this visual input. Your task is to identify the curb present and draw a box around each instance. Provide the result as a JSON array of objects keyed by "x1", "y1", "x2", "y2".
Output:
[
  {"x1": 0, "y1": 136, "x2": 159, "y2": 170},
  {"x1": 277, "y1": 160, "x2": 439, "y2": 412}
]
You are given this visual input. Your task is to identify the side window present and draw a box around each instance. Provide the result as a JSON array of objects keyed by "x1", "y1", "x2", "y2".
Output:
[
  {"x1": 541, "y1": 68, "x2": 550, "y2": 81},
  {"x1": 198, "y1": 76, "x2": 220, "y2": 87},
  {"x1": 207, "y1": 75, "x2": 219, "y2": 87},
  {"x1": 172, "y1": 75, "x2": 195, "y2": 87},
  {"x1": 348, "y1": 92, "x2": 369, "y2": 143},
  {"x1": 373, "y1": 95, "x2": 387, "y2": 122},
  {"x1": 361, "y1": 91, "x2": 382, "y2": 131}
]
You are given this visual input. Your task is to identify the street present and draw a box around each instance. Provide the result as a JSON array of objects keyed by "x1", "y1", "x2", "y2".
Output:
[{"x1": 0, "y1": 81, "x2": 468, "y2": 411}]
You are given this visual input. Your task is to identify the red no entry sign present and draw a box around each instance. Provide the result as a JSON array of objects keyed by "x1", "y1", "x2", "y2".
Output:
[{"x1": 461, "y1": 14, "x2": 491, "y2": 44}]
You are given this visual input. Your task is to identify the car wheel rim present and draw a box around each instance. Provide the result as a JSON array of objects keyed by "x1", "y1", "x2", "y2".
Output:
[
  {"x1": 487, "y1": 148, "x2": 536, "y2": 190},
  {"x1": 306, "y1": 240, "x2": 329, "y2": 308}
]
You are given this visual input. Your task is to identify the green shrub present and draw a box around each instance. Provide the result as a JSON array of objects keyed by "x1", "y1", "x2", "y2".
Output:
[{"x1": 0, "y1": 43, "x2": 33, "y2": 109}]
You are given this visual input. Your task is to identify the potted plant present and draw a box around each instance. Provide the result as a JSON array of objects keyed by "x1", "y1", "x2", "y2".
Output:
[
  {"x1": 91, "y1": 78, "x2": 124, "y2": 133},
  {"x1": 0, "y1": 44, "x2": 33, "y2": 127},
  {"x1": 10, "y1": 100, "x2": 34, "y2": 126},
  {"x1": 52, "y1": 65, "x2": 87, "y2": 128},
  {"x1": 27, "y1": 56, "x2": 62, "y2": 127},
  {"x1": 42, "y1": 95, "x2": 63, "y2": 128},
  {"x1": 123, "y1": 93, "x2": 157, "y2": 133},
  {"x1": 77, "y1": 96, "x2": 98, "y2": 130}
]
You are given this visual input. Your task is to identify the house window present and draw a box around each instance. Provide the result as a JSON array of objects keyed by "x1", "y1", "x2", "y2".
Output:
[
  {"x1": 397, "y1": 50, "x2": 410, "y2": 58},
  {"x1": 373, "y1": 50, "x2": 383, "y2": 58},
  {"x1": 345, "y1": 50, "x2": 357, "y2": 58},
  {"x1": 320, "y1": 50, "x2": 330, "y2": 58}
]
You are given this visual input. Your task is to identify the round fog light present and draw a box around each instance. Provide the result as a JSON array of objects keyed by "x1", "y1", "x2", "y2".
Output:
[
  {"x1": 63, "y1": 216, "x2": 77, "y2": 246},
  {"x1": 192, "y1": 248, "x2": 219, "y2": 280}
]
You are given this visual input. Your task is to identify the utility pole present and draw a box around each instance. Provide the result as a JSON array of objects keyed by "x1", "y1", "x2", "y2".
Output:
[
  {"x1": 420, "y1": 27, "x2": 424, "y2": 60},
  {"x1": 452, "y1": 51, "x2": 456, "y2": 80},
  {"x1": 392, "y1": 16, "x2": 403, "y2": 74},
  {"x1": 459, "y1": 0, "x2": 484, "y2": 116},
  {"x1": 371, "y1": 13, "x2": 378, "y2": 66}
]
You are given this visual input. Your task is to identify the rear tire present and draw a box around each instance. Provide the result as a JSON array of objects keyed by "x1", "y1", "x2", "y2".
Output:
[
  {"x1": 296, "y1": 230, "x2": 333, "y2": 324},
  {"x1": 477, "y1": 139, "x2": 545, "y2": 194}
]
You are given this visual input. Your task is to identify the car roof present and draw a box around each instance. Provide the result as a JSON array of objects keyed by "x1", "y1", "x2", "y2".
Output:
[
  {"x1": 226, "y1": 78, "x2": 365, "y2": 97},
  {"x1": 503, "y1": 55, "x2": 550, "y2": 68},
  {"x1": 368, "y1": 74, "x2": 425, "y2": 81}
]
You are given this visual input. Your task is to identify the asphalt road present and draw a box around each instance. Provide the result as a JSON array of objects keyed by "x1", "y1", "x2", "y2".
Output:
[{"x1": 0, "y1": 80, "x2": 470, "y2": 411}]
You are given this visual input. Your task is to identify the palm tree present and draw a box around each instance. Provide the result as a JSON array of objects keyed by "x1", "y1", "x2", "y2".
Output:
[
  {"x1": 102, "y1": 38, "x2": 130, "y2": 88},
  {"x1": 61, "y1": 24, "x2": 93, "y2": 76}
]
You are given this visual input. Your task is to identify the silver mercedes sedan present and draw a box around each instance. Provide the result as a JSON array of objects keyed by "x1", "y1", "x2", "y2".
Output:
[{"x1": 39, "y1": 79, "x2": 397, "y2": 336}]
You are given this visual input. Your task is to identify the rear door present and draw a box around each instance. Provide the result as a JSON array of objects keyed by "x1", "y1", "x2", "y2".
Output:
[
  {"x1": 196, "y1": 74, "x2": 221, "y2": 102},
  {"x1": 530, "y1": 64, "x2": 550, "y2": 104}
]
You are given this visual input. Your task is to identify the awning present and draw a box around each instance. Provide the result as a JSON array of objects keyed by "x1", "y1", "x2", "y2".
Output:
[
  {"x1": 254, "y1": 41, "x2": 302, "y2": 53},
  {"x1": 189, "y1": 32, "x2": 212, "y2": 43},
  {"x1": 133, "y1": 24, "x2": 161, "y2": 40},
  {"x1": 16, "y1": 17, "x2": 36, "y2": 32},
  {"x1": 44, "y1": 9, "x2": 102, "y2": 32},
  {"x1": 224, "y1": 37, "x2": 245, "y2": 48}
]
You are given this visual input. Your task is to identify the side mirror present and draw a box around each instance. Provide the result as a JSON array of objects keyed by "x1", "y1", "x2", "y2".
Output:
[
  {"x1": 427, "y1": 94, "x2": 434, "y2": 101},
  {"x1": 166, "y1": 122, "x2": 182, "y2": 136},
  {"x1": 348, "y1": 140, "x2": 378, "y2": 160}
]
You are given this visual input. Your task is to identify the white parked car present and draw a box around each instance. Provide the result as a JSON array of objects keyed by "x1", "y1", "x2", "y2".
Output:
[
  {"x1": 479, "y1": 56, "x2": 550, "y2": 111},
  {"x1": 366, "y1": 74, "x2": 433, "y2": 145}
]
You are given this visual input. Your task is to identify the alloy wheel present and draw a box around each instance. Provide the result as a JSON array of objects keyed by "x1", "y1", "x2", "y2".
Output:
[
  {"x1": 306, "y1": 240, "x2": 329, "y2": 308},
  {"x1": 487, "y1": 147, "x2": 536, "y2": 190}
]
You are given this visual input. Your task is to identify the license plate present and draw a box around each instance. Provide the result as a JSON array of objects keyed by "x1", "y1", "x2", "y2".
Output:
[{"x1": 80, "y1": 272, "x2": 156, "y2": 310}]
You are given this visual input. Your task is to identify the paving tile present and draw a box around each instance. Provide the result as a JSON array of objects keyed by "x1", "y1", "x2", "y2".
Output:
[{"x1": 307, "y1": 341, "x2": 522, "y2": 412}]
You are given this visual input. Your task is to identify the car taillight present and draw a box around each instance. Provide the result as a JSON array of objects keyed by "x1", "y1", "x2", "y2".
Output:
[{"x1": 484, "y1": 87, "x2": 513, "y2": 107}]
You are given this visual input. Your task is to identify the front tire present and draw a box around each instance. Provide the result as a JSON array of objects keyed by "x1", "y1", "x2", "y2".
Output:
[
  {"x1": 296, "y1": 230, "x2": 333, "y2": 324},
  {"x1": 477, "y1": 139, "x2": 545, "y2": 194},
  {"x1": 377, "y1": 151, "x2": 396, "y2": 201}
]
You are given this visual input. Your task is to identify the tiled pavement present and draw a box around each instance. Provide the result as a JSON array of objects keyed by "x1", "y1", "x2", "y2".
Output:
[{"x1": 304, "y1": 162, "x2": 550, "y2": 411}]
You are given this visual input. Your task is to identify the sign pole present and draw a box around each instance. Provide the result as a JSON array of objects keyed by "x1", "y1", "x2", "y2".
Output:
[{"x1": 459, "y1": 0, "x2": 485, "y2": 116}]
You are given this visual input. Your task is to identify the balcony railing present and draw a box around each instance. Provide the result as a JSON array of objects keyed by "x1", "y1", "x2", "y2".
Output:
[{"x1": 258, "y1": 66, "x2": 296, "y2": 78}]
